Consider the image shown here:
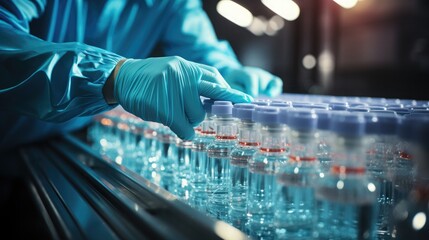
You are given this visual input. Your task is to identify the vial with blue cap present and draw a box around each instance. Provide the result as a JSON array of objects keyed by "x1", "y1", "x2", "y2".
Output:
[
  {"x1": 172, "y1": 138, "x2": 193, "y2": 202},
  {"x1": 156, "y1": 124, "x2": 178, "y2": 191},
  {"x1": 247, "y1": 107, "x2": 288, "y2": 239},
  {"x1": 206, "y1": 101, "x2": 238, "y2": 221},
  {"x1": 228, "y1": 103, "x2": 258, "y2": 231},
  {"x1": 392, "y1": 114, "x2": 422, "y2": 204},
  {"x1": 364, "y1": 112, "x2": 400, "y2": 239},
  {"x1": 329, "y1": 101, "x2": 349, "y2": 111},
  {"x1": 116, "y1": 112, "x2": 146, "y2": 173},
  {"x1": 95, "y1": 109, "x2": 123, "y2": 162},
  {"x1": 189, "y1": 98, "x2": 216, "y2": 212},
  {"x1": 392, "y1": 117, "x2": 429, "y2": 240},
  {"x1": 126, "y1": 116, "x2": 146, "y2": 174},
  {"x1": 140, "y1": 121, "x2": 162, "y2": 183},
  {"x1": 274, "y1": 108, "x2": 321, "y2": 239},
  {"x1": 315, "y1": 112, "x2": 378, "y2": 240},
  {"x1": 314, "y1": 109, "x2": 333, "y2": 173},
  {"x1": 392, "y1": 114, "x2": 428, "y2": 209}
]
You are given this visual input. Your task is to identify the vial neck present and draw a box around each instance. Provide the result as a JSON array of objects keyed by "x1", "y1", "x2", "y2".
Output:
[
  {"x1": 214, "y1": 115, "x2": 237, "y2": 141},
  {"x1": 238, "y1": 120, "x2": 259, "y2": 146},
  {"x1": 200, "y1": 118, "x2": 216, "y2": 136},
  {"x1": 330, "y1": 134, "x2": 367, "y2": 173},
  {"x1": 259, "y1": 124, "x2": 287, "y2": 152},
  {"x1": 289, "y1": 129, "x2": 318, "y2": 162}
]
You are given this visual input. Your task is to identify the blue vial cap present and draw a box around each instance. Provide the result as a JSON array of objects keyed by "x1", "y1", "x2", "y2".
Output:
[
  {"x1": 212, "y1": 101, "x2": 233, "y2": 116},
  {"x1": 314, "y1": 109, "x2": 332, "y2": 130},
  {"x1": 348, "y1": 102, "x2": 368, "y2": 108},
  {"x1": 252, "y1": 106, "x2": 277, "y2": 122},
  {"x1": 329, "y1": 102, "x2": 349, "y2": 111},
  {"x1": 270, "y1": 101, "x2": 292, "y2": 108},
  {"x1": 307, "y1": 103, "x2": 330, "y2": 110},
  {"x1": 292, "y1": 102, "x2": 312, "y2": 108},
  {"x1": 203, "y1": 98, "x2": 215, "y2": 114},
  {"x1": 364, "y1": 112, "x2": 399, "y2": 135},
  {"x1": 348, "y1": 107, "x2": 370, "y2": 112},
  {"x1": 330, "y1": 112, "x2": 365, "y2": 137},
  {"x1": 387, "y1": 107, "x2": 410, "y2": 116},
  {"x1": 368, "y1": 106, "x2": 387, "y2": 111},
  {"x1": 278, "y1": 107, "x2": 293, "y2": 125},
  {"x1": 233, "y1": 103, "x2": 256, "y2": 120},
  {"x1": 271, "y1": 99, "x2": 292, "y2": 104},
  {"x1": 288, "y1": 109, "x2": 318, "y2": 132},
  {"x1": 397, "y1": 114, "x2": 425, "y2": 141},
  {"x1": 387, "y1": 103, "x2": 404, "y2": 108},
  {"x1": 252, "y1": 99, "x2": 271, "y2": 106},
  {"x1": 254, "y1": 107, "x2": 280, "y2": 124},
  {"x1": 232, "y1": 103, "x2": 251, "y2": 117}
]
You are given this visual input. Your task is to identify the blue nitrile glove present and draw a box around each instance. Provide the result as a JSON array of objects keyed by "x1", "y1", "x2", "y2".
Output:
[
  {"x1": 222, "y1": 66, "x2": 283, "y2": 97},
  {"x1": 114, "y1": 56, "x2": 252, "y2": 140}
]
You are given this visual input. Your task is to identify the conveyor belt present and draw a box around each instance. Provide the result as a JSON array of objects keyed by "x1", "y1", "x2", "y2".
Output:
[{"x1": 19, "y1": 133, "x2": 247, "y2": 240}]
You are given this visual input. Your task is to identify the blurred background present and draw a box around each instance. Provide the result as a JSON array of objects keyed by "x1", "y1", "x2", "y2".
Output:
[{"x1": 202, "y1": 0, "x2": 429, "y2": 100}]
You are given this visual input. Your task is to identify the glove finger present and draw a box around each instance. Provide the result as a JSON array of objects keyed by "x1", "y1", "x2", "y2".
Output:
[
  {"x1": 265, "y1": 77, "x2": 283, "y2": 97},
  {"x1": 251, "y1": 69, "x2": 282, "y2": 97},
  {"x1": 164, "y1": 87, "x2": 196, "y2": 140},
  {"x1": 198, "y1": 80, "x2": 253, "y2": 103},
  {"x1": 197, "y1": 64, "x2": 231, "y2": 88},
  {"x1": 184, "y1": 84, "x2": 206, "y2": 127},
  {"x1": 169, "y1": 118, "x2": 196, "y2": 140},
  {"x1": 244, "y1": 71, "x2": 259, "y2": 97},
  {"x1": 229, "y1": 82, "x2": 246, "y2": 94}
]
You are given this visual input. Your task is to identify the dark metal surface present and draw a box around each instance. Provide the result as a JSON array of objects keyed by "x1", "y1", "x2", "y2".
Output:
[{"x1": 18, "y1": 133, "x2": 247, "y2": 240}]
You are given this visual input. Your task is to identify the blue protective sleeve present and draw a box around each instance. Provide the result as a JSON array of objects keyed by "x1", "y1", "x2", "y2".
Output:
[
  {"x1": 0, "y1": 1, "x2": 123, "y2": 122},
  {"x1": 161, "y1": 0, "x2": 242, "y2": 76}
]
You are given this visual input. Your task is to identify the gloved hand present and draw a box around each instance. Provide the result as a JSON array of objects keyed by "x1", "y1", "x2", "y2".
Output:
[
  {"x1": 113, "y1": 56, "x2": 252, "y2": 140},
  {"x1": 222, "y1": 66, "x2": 283, "y2": 97}
]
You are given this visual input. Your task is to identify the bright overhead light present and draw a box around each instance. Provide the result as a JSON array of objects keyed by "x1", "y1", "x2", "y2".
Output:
[
  {"x1": 247, "y1": 16, "x2": 267, "y2": 36},
  {"x1": 333, "y1": 0, "x2": 358, "y2": 9},
  {"x1": 318, "y1": 51, "x2": 334, "y2": 73},
  {"x1": 268, "y1": 15, "x2": 285, "y2": 31},
  {"x1": 217, "y1": 0, "x2": 253, "y2": 27},
  {"x1": 412, "y1": 212, "x2": 427, "y2": 231},
  {"x1": 302, "y1": 54, "x2": 317, "y2": 69},
  {"x1": 261, "y1": 0, "x2": 300, "y2": 21}
]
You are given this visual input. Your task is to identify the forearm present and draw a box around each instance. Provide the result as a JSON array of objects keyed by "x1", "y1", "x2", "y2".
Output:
[{"x1": 0, "y1": 22, "x2": 124, "y2": 121}]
